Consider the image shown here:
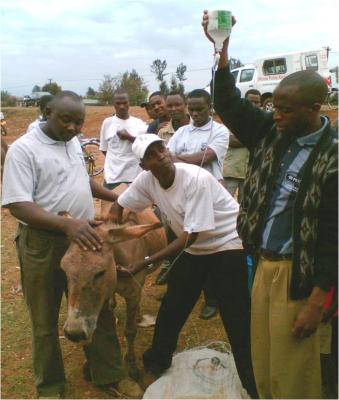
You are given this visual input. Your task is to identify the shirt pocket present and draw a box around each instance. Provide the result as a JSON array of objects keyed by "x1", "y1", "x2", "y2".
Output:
[{"x1": 23, "y1": 227, "x2": 51, "y2": 257}]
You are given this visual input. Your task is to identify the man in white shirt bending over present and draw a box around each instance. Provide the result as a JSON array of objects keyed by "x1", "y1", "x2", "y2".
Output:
[
  {"x1": 99, "y1": 90, "x2": 147, "y2": 189},
  {"x1": 110, "y1": 134, "x2": 257, "y2": 398}
]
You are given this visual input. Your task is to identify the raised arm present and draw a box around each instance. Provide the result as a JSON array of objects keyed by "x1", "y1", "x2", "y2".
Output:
[{"x1": 202, "y1": 10, "x2": 274, "y2": 149}]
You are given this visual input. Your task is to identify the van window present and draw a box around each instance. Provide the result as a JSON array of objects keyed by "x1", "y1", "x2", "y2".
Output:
[
  {"x1": 231, "y1": 70, "x2": 239, "y2": 81},
  {"x1": 240, "y1": 69, "x2": 255, "y2": 82},
  {"x1": 263, "y1": 58, "x2": 287, "y2": 75},
  {"x1": 305, "y1": 54, "x2": 318, "y2": 71}
]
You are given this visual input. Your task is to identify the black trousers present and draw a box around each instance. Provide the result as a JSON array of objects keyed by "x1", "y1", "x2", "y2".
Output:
[
  {"x1": 143, "y1": 249, "x2": 257, "y2": 398},
  {"x1": 103, "y1": 181, "x2": 130, "y2": 190},
  {"x1": 203, "y1": 275, "x2": 218, "y2": 307}
]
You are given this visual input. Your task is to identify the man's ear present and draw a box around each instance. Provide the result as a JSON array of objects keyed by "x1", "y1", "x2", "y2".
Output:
[
  {"x1": 139, "y1": 160, "x2": 149, "y2": 171},
  {"x1": 44, "y1": 105, "x2": 52, "y2": 120},
  {"x1": 310, "y1": 102, "x2": 322, "y2": 112}
]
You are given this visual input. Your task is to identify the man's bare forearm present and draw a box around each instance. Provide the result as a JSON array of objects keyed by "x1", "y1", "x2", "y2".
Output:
[
  {"x1": 9, "y1": 202, "x2": 69, "y2": 233},
  {"x1": 175, "y1": 148, "x2": 216, "y2": 166},
  {"x1": 90, "y1": 178, "x2": 118, "y2": 202}
]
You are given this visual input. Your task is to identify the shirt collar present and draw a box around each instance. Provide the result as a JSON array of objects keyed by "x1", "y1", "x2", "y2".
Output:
[
  {"x1": 188, "y1": 117, "x2": 213, "y2": 132},
  {"x1": 296, "y1": 116, "x2": 328, "y2": 147},
  {"x1": 170, "y1": 115, "x2": 192, "y2": 131},
  {"x1": 33, "y1": 124, "x2": 64, "y2": 145}
]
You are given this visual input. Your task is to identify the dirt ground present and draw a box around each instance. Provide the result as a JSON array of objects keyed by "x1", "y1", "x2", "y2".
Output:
[{"x1": 1, "y1": 105, "x2": 338, "y2": 399}]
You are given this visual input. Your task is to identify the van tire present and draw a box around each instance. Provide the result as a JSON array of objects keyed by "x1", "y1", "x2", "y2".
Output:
[{"x1": 262, "y1": 97, "x2": 274, "y2": 112}]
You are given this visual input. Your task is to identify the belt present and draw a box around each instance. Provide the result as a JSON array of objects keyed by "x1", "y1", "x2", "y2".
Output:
[{"x1": 260, "y1": 249, "x2": 292, "y2": 261}]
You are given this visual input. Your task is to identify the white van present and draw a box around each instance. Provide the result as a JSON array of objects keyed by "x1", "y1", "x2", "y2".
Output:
[{"x1": 231, "y1": 48, "x2": 332, "y2": 110}]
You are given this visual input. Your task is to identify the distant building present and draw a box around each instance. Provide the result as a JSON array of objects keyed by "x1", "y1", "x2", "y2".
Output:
[{"x1": 82, "y1": 98, "x2": 102, "y2": 106}]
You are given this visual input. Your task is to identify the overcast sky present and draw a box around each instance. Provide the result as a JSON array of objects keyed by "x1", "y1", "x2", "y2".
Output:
[{"x1": 1, "y1": 0, "x2": 338, "y2": 97}]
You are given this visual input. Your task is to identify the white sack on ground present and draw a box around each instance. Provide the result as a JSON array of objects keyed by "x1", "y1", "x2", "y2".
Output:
[{"x1": 143, "y1": 342, "x2": 250, "y2": 399}]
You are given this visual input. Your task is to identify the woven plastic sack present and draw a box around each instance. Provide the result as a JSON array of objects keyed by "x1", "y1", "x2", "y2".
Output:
[{"x1": 143, "y1": 342, "x2": 250, "y2": 399}]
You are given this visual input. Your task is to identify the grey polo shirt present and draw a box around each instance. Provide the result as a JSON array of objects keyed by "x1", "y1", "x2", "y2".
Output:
[{"x1": 2, "y1": 125, "x2": 95, "y2": 220}]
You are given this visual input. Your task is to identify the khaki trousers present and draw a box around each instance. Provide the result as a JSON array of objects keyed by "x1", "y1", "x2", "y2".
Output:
[{"x1": 251, "y1": 257, "x2": 321, "y2": 399}]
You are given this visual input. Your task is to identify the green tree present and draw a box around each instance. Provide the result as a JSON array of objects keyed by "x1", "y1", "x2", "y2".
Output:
[
  {"x1": 170, "y1": 75, "x2": 179, "y2": 92},
  {"x1": 32, "y1": 85, "x2": 41, "y2": 93},
  {"x1": 1, "y1": 90, "x2": 16, "y2": 107},
  {"x1": 41, "y1": 82, "x2": 62, "y2": 95},
  {"x1": 97, "y1": 75, "x2": 117, "y2": 105},
  {"x1": 175, "y1": 62, "x2": 187, "y2": 95},
  {"x1": 159, "y1": 81, "x2": 169, "y2": 96},
  {"x1": 150, "y1": 59, "x2": 168, "y2": 82},
  {"x1": 116, "y1": 69, "x2": 148, "y2": 106},
  {"x1": 86, "y1": 87, "x2": 97, "y2": 98},
  {"x1": 169, "y1": 75, "x2": 185, "y2": 96},
  {"x1": 176, "y1": 63, "x2": 187, "y2": 82},
  {"x1": 178, "y1": 83, "x2": 185, "y2": 96},
  {"x1": 229, "y1": 57, "x2": 243, "y2": 70}
]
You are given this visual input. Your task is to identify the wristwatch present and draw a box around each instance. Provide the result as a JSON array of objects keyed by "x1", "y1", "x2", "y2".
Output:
[{"x1": 144, "y1": 256, "x2": 154, "y2": 269}]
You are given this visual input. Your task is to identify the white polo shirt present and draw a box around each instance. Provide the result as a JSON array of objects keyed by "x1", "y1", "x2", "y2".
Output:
[
  {"x1": 2, "y1": 125, "x2": 95, "y2": 220},
  {"x1": 168, "y1": 118, "x2": 229, "y2": 181},
  {"x1": 118, "y1": 163, "x2": 242, "y2": 255},
  {"x1": 27, "y1": 116, "x2": 44, "y2": 132},
  {"x1": 99, "y1": 115, "x2": 147, "y2": 184}
]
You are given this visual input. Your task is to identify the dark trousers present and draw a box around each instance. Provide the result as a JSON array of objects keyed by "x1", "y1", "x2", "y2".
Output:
[
  {"x1": 143, "y1": 249, "x2": 257, "y2": 398},
  {"x1": 203, "y1": 275, "x2": 218, "y2": 307},
  {"x1": 103, "y1": 181, "x2": 130, "y2": 190}
]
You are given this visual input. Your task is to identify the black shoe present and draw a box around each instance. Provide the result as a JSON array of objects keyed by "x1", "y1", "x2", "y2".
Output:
[
  {"x1": 199, "y1": 305, "x2": 218, "y2": 320},
  {"x1": 155, "y1": 262, "x2": 171, "y2": 285},
  {"x1": 143, "y1": 348, "x2": 170, "y2": 376}
]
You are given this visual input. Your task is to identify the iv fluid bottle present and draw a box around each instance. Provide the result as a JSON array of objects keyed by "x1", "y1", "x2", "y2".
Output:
[{"x1": 207, "y1": 10, "x2": 232, "y2": 52}]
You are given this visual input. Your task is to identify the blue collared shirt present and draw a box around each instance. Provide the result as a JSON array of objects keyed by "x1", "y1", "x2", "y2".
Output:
[{"x1": 261, "y1": 117, "x2": 328, "y2": 254}]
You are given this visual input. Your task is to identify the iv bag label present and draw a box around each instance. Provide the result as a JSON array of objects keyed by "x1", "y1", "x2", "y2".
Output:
[
  {"x1": 208, "y1": 10, "x2": 232, "y2": 31},
  {"x1": 218, "y1": 11, "x2": 228, "y2": 29}
]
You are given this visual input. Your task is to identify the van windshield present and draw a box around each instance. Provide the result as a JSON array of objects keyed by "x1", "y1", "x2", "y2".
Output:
[
  {"x1": 305, "y1": 54, "x2": 318, "y2": 71},
  {"x1": 240, "y1": 69, "x2": 255, "y2": 82},
  {"x1": 263, "y1": 58, "x2": 287, "y2": 75}
]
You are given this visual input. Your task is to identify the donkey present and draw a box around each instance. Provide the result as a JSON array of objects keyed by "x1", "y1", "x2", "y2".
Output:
[{"x1": 61, "y1": 185, "x2": 167, "y2": 377}]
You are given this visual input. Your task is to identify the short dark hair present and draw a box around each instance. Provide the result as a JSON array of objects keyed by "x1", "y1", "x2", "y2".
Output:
[
  {"x1": 39, "y1": 94, "x2": 54, "y2": 112},
  {"x1": 166, "y1": 91, "x2": 186, "y2": 102},
  {"x1": 149, "y1": 91, "x2": 165, "y2": 100},
  {"x1": 114, "y1": 90, "x2": 129, "y2": 99},
  {"x1": 245, "y1": 89, "x2": 261, "y2": 98},
  {"x1": 278, "y1": 70, "x2": 328, "y2": 105},
  {"x1": 187, "y1": 89, "x2": 211, "y2": 106},
  {"x1": 49, "y1": 91, "x2": 82, "y2": 107}
]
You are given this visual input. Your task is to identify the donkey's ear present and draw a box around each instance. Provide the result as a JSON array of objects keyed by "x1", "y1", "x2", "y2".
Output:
[{"x1": 106, "y1": 222, "x2": 162, "y2": 244}]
